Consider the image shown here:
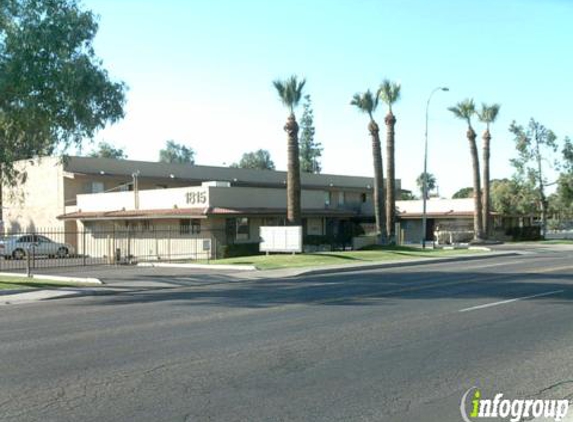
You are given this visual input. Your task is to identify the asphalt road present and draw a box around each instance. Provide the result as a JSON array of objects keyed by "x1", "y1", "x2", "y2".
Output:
[{"x1": 1, "y1": 249, "x2": 573, "y2": 421}]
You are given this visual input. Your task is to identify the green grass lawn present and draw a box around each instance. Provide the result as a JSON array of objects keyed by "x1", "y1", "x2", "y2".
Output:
[
  {"x1": 0, "y1": 276, "x2": 94, "y2": 291},
  {"x1": 210, "y1": 246, "x2": 483, "y2": 270}
]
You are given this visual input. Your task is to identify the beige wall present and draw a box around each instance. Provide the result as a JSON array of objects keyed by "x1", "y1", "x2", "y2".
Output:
[
  {"x1": 2, "y1": 157, "x2": 65, "y2": 232},
  {"x1": 75, "y1": 185, "x2": 369, "y2": 213},
  {"x1": 78, "y1": 219, "x2": 216, "y2": 260}
]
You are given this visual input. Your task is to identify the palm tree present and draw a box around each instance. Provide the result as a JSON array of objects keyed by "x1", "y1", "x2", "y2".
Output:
[
  {"x1": 351, "y1": 90, "x2": 387, "y2": 244},
  {"x1": 448, "y1": 99, "x2": 484, "y2": 241},
  {"x1": 378, "y1": 79, "x2": 401, "y2": 244},
  {"x1": 477, "y1": 103, "x2": 501, "y2": 238},
  {"x1": 273, "y1": 75, "x2": 306, "y2": 225},
  {"x1": 416, "y1": 172, "x2": 437, "y2": 199}
]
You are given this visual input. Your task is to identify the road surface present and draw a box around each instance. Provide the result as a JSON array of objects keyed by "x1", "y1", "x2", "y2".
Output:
[{"x1": 1, "y1": 248, "x2": 572, "y2": 421}]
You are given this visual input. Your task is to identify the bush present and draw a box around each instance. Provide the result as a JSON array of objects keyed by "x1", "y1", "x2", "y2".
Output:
[
  {"x1": 505, "y1": 226, "x2": 542, "y2": 241},
  {"x1": 220, "y1": 243, "x2": 261, "y2": 258}
]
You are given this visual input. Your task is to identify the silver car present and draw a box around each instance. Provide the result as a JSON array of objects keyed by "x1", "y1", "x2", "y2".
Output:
[{"x1": 0, "y1": 235, "x2": 75, "y2": 260}]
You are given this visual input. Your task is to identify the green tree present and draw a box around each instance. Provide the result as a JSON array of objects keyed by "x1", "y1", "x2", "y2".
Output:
[
  {"x1": 378, "y1": 79, "x2": 401, "y2": 243},
  {"x1": 452, "y1": 187, "x2": 473, "y2": 199},
  {"x1": 448, "y1": 99, "x2": 484, "y2": 241},
  {"x1": 509, "y1": 118, "x2": 558, "y2": 238},
  {"x1": 351, "y1": 90, "x2": 387, "y2": 243},
  {"x1": 0, "y1": 0, "x2": 126, "y2": 215},
  {"x1": 477, "y1": 103, "x2": 501, "y2": 236},
  {"x1": 159, "y1": 140, "x2": 195, "y2": 164},
  {"x1": 490, "y1": 178, "x2": 538, "y2": 215},
  {"x1": 416, "y1": 172, "x2": 437, "y2": 199},
  {"x1": 231, "y1": 149, "x2": 275, "y2": 170},
  {"x1": 88, "y1": 141, "x2": 127, "y2": 159},
  {"x1": 550, "y1": 137, "x2": 573, "y2": 228},
  {"x1": 299, "y1": 95, "x2": 322, "y2": 174},
  {"x1": 562, "y1": 136, "x2": 573, "y2": 173},
  {"x1": 399, "y1": 191, "x2": 418, "y2": 200},
  {"x1": 273, "y1": 75, "x2": 305, "y2": 225}
]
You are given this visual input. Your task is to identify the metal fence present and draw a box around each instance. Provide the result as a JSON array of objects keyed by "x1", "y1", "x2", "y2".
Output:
[{"x1": 0, "y1": 227, "x2": 221, "y2": 272}]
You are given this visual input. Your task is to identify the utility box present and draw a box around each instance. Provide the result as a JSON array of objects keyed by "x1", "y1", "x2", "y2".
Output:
[{"x1": 259, "y1": 226, "x2": 303, "y2": 254}]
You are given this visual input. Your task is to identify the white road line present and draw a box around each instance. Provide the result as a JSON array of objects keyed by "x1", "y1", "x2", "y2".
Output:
[{"x1": 458, "y1": 290, "x2": 565, "y2": 313}]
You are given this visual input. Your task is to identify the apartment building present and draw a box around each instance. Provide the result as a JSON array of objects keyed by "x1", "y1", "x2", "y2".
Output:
[{"x1": 2, "y1": 156, "x2": 399, "y2": 258}]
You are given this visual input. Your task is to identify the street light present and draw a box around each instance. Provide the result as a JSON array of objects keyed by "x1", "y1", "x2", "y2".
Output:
[
  {"x1": 132, "y1": 170, "x2": 140, "y2": 210},
  {"x1": 422, "y1": 86, "x2": 449, "y2": 249}
]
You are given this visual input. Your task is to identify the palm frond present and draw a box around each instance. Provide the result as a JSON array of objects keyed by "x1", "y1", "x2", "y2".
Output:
[
  {"x1": 350, "y1": 90, "x2": 378, "y2": 116},
  {"x1": 478, "y1": 103, "x2": 501, "y2": 124},
  {"x1": 448, "y1": 98, "x2": 475, "y2": 125},
  {"x1": 273, "y1": 75, "x2": 306, "y2": 113},
  {"x1": 377, "y1": 79, "x2": 401, "y2": 110}
]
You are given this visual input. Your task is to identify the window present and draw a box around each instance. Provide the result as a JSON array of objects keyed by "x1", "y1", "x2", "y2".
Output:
[
  {"x1": 361, "y1": 193, "x2": 367, "y2": 203},
  {"x1": 17, "y1": 235, "x2": 34, "y2": 243},
  {"x1": 236, "y1": 217, "x2": 250, "y2": 240},
  {"x1": 83, "y1": 181, "x2": 105, "y2": 193},
  {"x1": 191, "y1": 219, "x2": 201, "y2": 234},
  {"x1": 180, "y1": 219, "x2": 190, "y2": 234},
  {"x1": 338, "y1": 191, "x2": 345, "y2": 205},
  {"x1": 324, "y1": 191, "x2": 332, "y2": 206},
  {"x1": 180, "y1": 219, "x2": 200, "y2": 234},
  {"x1": 92, "y1": 182, "x2": 104, "y2": 193}
]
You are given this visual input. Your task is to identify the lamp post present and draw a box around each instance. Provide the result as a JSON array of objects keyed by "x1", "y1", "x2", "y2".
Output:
[
  {"x1": 422, "y1": 86, "x2": 449, "y2": 249},
  {"x1": 132, "y1": 170, "x2": 140, "y2": 210}
]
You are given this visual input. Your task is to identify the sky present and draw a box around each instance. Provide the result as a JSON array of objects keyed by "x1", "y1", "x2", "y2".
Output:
[{"x1": 79, "y1": 0, "x2": 573, "y2": 197}]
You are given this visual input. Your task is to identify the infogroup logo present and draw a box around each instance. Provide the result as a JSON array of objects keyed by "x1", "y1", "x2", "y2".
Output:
[{"x1": 460, "y1": 387, "x2": 569, "y2": 422}]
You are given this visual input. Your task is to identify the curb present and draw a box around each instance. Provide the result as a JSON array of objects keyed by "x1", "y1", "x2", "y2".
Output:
[
  {"x1": 234, "y1": 251, "x2": 521, "y2": 280},
  {"x1": 137, "y1": 262, "x2": 257, "y2": 271},
  {"x1": 0, "y1": 272, "x2": 103, "y2": 285},
  {"x1": 0, "y1": 288, "x2": 112, "y2": 306}
]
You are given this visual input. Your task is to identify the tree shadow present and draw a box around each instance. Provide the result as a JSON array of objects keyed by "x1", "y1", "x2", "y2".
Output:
[{"x1": 70, "y1": 266, "x2": 573, "y2": 311}]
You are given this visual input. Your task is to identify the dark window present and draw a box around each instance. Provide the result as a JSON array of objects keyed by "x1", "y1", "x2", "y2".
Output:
[
  {"x1": 180, "y1": 219, "x2": 190, "y2": 234},
  {"x1": 361, "y1": 193, "x2": 367, "y2": 203},
  {"x1": 191, "y1": 219, "x2": 201, "y2": 234},
  {"x1": 236, "y1": 217, "x2": 250, "y2": 240}
]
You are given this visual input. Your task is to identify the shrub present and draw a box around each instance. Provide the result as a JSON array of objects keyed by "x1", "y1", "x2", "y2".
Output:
[
  {"x1": 220, "y1": 243, "x2": 261, "y2": 258},
  {"x1": 505, "y1": 226, "x2": 542, "y2": 241}
]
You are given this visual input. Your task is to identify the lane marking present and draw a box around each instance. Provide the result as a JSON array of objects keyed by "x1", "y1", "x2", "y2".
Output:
[{"x1": 458, "y1": 290, "x2": 564, "y2": 313}]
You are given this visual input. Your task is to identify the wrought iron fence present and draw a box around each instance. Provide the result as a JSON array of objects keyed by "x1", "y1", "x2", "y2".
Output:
[{"x1": 0, "y1": 227, "x2": 222, "y2": 272}]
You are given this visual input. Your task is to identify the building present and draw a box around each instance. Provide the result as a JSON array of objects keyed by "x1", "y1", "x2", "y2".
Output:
[
  {"x1": 2, "y1": 156, "x2": 532, "y2": 261},
  {"x1": 397, "y1": 198, "x2": 537, "y2": 244},
  {"x1": 2, "y1": 156, "x2": 400, "y2": 259}
]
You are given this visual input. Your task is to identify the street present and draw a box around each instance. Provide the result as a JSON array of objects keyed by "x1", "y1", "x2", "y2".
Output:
[{"x1": 1, "y1": 248, "x2": 573, "y2": 421}]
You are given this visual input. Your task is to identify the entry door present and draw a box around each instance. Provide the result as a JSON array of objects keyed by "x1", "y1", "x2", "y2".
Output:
[{"x1": 425, "y1": 219, "x2": 435, "y2": 241}]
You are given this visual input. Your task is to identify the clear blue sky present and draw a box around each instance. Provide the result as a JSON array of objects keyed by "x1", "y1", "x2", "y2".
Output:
[{"x1": 80, "y1": 0, "x2": 573, "y2": 197}]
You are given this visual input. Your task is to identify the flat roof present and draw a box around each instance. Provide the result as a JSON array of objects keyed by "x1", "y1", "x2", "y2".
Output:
[{"x1": 61, "y1": 156, "x2": 385, "y2": 190}]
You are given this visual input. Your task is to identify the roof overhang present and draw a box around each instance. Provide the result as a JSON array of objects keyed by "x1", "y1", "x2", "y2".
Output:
[{"x1": 58, "y1": 207, "x2": 358, "y2": 221}]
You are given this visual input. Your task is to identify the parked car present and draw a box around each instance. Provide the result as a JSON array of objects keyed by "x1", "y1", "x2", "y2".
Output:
[{"x1": 0, "y1": 235, "x2": 75, "y2": 259}]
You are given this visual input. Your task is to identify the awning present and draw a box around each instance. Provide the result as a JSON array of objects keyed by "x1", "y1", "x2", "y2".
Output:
[{"x1": 58, "y1": 206, "x2": 358, "y2": 221}]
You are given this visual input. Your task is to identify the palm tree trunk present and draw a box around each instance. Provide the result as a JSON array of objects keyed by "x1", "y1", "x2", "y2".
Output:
[
  {"x1": 468, "y1": 127, "x2": 484, "y2": 241},
  {"x1": 482, "y1": 130, "x2": 491, "y2": 238},
  {"x1": 534, "y1": 137, "x2": 548, "y2": 239},
  {"x1": 285, "y1": 113, "x2": 301, "y2": 225},
  {"x1": 385, "y1": 112, "x2": 396, "y2": 244},
  {"x1": 369, "y1": 120, "x2": 387, "y2": 244}
]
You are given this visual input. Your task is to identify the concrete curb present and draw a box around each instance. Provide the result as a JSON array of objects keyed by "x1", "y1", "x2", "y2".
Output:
[
  {"x1": 137, "y1": 262, "x2": 257, "y2": 271},
  {"x1": 0, "y1": 287, "x2": 111, "y2": 306},
  {"x1": 233, "y1": 251, "x2": 522, "y2": 280},
  {"x1": 0, "y1": 272, "x2": 103, "y2": 285}
]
